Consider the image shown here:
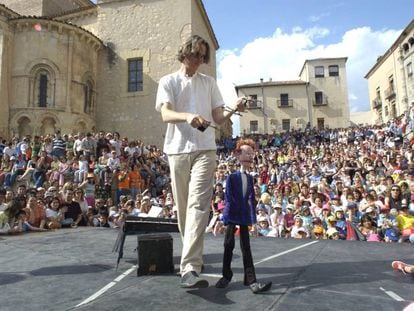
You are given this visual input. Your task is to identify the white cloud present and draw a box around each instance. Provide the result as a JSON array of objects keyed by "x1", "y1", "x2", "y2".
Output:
[
  {"x1": 308, "y1": 12, "x2": 330, "y2": 23},
  {"x1": 216, "y1": 26, "x2": 401, "y2": 134}
]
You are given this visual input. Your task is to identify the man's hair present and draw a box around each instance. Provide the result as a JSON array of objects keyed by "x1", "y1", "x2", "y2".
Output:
[
  {"x1": 177, "y1": 35, "x2": 210, "y2": 64},
  {"x1": 235, "y1": 138, "x2": 256, "y2": 152}
]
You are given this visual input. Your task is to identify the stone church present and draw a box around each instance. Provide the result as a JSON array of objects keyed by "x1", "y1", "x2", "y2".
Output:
[{"x1": 0, "y1": 0, "x2": 229, "y2": 144}]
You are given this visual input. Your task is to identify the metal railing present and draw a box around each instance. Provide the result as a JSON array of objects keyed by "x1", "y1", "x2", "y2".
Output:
[{"x1": 277, "y1": 99, "x2": 293, "y2": 107}]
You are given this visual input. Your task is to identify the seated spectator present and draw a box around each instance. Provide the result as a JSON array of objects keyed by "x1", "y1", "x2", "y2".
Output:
[
  {"x1": 396, "y1": 205, "x2": 414, "y2": 244},
  {"x1": 60, "y1": 189, "x2": 83, "y2": 228},
  {"x1": 312, "y1": 223, "x2": 325, "y2": 240},
  {"x1": 334, "y1": 209, "x2": 347, "y2": 240},
  {"x1": 95, "y1": 211, "x2": 110, "y2": 228},
  {"x1": 326, "y1": 227, "x2": 340, "y2": 240},
  {"x1": 45, "y1": 197, "x2": 64, "y2": 229},
  {"x1": 0, "y1": 198, "x2": 25, "y2": 234},
  {"x1": 256, "y1": 216, "x2": 274, "y2": 237},
  {"x1": 358, "y1": 214, "x2": 378, "y2": 241},
  {"x1": 24, "y1": 197, "x2": 46, "y2": 229},
  {"x1": 13, "y1": 209, "x2": 47, "y2": 233},
  {"x1": 283, "y1": 205, "x2": 295, "y2": 237},
  {"x1": 291, "y1": 216, "x2": 309, "y2": 239},
  {"x1": 300, "y1": 206, "x2": 313, "y2": 233}
]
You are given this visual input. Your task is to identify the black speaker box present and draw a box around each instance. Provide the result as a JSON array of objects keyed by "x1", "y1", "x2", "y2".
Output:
[{"x1": 137, "y1": 233, "x2": 174, "y2": 276}]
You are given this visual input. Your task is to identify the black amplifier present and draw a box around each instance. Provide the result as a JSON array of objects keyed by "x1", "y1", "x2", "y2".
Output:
[{"x1": 137, "y1": 233, "x2": 174, "y2": 276}]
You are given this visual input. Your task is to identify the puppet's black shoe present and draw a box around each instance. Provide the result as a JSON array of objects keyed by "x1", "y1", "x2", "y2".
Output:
[
  {"x1": 215, "y1": 277, "x2": 231, "y2": 288},
  {"x1": 180, "y1": 271, "x2": 209, "y2": 288},
  {"x1": 249, "y1": 281, "x2": 272, "y2": 294}
]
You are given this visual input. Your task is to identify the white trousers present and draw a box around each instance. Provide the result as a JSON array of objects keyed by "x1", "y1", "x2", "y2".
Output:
[{"x1": 168, "y1": 150, "x2": 216, "y2": 275}]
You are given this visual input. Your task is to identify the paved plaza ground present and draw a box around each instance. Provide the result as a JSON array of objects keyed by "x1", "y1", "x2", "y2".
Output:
[{"x1": 0, "y1": 228, "x2": 413, "y2": 311}]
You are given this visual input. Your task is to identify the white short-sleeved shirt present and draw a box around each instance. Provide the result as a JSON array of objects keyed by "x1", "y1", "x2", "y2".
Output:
[{"x1": 155, "y1": 70, "x2": 225, "y2": 155}]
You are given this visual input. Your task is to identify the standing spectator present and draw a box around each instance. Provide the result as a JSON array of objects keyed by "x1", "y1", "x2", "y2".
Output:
[
  {"x1": 73, "y1": 133, "x2": 83, "y2": 158},
  {"x1": 52, "y1": 131, "x2": 66, "y2": 158},
  {"x1": 117, "y1": 164, "x2": 130, "y2": 203},
  {"x1": 81, "y1": 132, "x2": 96, "y2": 160},
  {"x1": 108, "y1": 132, "x2": 122, "y2": 157},
  {"x1": 42, "y1": 136, "x2": 53, "y2": 156},
  {"x1": 129, "y1": 164, "x2": 144, "y2": 200},
  {"x1": 31, "y1": 136, "x2": 42, "y2": 159}
]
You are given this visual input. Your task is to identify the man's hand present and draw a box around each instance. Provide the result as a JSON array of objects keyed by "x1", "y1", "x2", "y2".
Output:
[
  {"x1": 229, "y1": 97, "x2": 247, "y2": 113},
  {"x1": 186, "y1": 113, "x2": 210, "y2": 130}
]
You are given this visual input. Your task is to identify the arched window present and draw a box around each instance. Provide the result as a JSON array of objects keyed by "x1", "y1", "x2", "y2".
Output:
[
  {"x1": 83, "y1": 80, "x2": 94, "y2": 114},
  {"x1": 32, "y1": 67, "x2": 55, "y2": 108}
]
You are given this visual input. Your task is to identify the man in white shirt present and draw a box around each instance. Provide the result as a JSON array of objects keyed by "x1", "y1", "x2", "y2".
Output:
[{"x1": 155, "y1": 35, "x2": 245, "y2": 289}]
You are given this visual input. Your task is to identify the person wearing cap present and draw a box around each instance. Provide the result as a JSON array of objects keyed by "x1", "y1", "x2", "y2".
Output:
[
  {"x1": 326, "y1": 227, "x2": 340, "y2": 240},
  {"x1": 256, "y1": 215, "x2": 273, "y2": 237},
  {"x1": 216, "y1": 138, "x2": 272, "y2": 293},
  {"x1": 311, "y1": 218, "x2": 325, "y2": 239},
  {"x1": 156, "y1": 35, "x2": 247, "y2": 289},
  {"x1": 291, "y1": 216, "x2": 309, "y2": 239}
]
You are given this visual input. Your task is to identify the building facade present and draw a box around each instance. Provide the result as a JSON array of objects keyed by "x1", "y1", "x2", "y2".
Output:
[
  {"x1": 236, "y1": 57, "x2": 350, "y2": 135},
  {"x1": 365, "y1": 19, "x2": 414, "y2": 124},
  {"x1": 0, "y1": 0, "x2": 228, "y2": 144}
]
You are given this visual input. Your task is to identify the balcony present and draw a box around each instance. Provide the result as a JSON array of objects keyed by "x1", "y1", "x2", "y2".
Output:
[
  {"x1": 384, "y1": 86, "x2": 396, "y2": 99},
  {"x1": 312, "y1": 98, "x2": 329, "y2": 106},
  {"x1": 277, "y1": 99, "x2": 293, "y2": 108},
  {"x1": 244, "y1": 99, "x2": 263, "y2": 110},
  {"x1": 372, "y1": 98, "x2": 382, "y2": 109}
]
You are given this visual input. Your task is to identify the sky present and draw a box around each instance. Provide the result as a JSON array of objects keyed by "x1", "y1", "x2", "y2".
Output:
[{"x1": 202, "y1": 0, "x2": 414, "y2": 117}]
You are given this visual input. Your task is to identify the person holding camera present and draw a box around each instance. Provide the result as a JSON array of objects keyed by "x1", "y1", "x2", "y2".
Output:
[{"x1": 155, "y1": 35, "x2": 245, "y2": 288}]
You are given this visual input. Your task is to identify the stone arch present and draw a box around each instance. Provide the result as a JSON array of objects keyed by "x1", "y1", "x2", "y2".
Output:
[
  {"x1": 37, "y1": 112, "x2": 61, "y2": 136},
  {"x1": 40, "y1": 117, "x2": 57, "y2": 136},
  {"x1": 76, "y1": 120, "x2": 87, "y2": 134},
  {"x1": 17, "y1": 116, "x2": 32, "y2": 138}
]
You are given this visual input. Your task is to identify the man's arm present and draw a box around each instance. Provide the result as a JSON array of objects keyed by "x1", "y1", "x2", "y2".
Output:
[{"x1": 160, "y1": 102, "x2": 210, "y2": 129}]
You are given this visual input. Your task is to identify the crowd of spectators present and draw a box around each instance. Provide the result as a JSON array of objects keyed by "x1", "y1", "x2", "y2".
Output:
[{"x1": 1, "y1": 109, "x2": 414, "y2": 245}]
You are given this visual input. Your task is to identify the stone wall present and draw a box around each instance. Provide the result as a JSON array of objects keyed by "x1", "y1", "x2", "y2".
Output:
[
  {"x1": 92, "y1": 0, "x2": 208, "y2": 145},
  {"x1": 8, "y1": 19, "x2": 101, "y2": 137},
  {"x1": 0, "y1": 0, "x2": 86, "y2": 16},
  {"x1": 0, "y1": 19, "x2": 10, "y2": 138},
  {"x1": 0, "y1": 0, "x2": 43, "y2": 16}
]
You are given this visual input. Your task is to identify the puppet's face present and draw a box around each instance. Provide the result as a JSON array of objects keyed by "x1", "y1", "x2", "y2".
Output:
[{"x1": 238, "y1": 145, "x2": 254, "y2": 170}]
